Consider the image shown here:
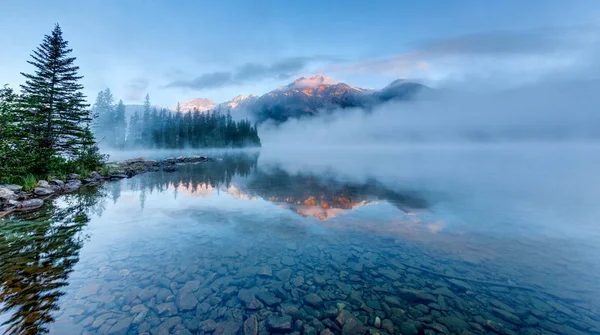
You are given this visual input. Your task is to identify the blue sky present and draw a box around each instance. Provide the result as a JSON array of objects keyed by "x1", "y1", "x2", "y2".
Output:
[{"x1": 1, "y1": 0, "x2": 599, "y2": 106}]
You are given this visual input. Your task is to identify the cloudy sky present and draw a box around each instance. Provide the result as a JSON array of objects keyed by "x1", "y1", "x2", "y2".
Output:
[{"x1": 1, "y1": 0, "x2": 599, "y2": 106}]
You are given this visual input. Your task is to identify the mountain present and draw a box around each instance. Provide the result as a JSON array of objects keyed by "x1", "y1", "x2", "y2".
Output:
[
  {"x1": 239, "y1": 75, "x2": 429, "y2": 123},
  {"x1": 155, "y1": 75, "x2": 428, "y2": 123},
  {"x1": 173, "y1": 98, "x2": 215, "y2": 112}
]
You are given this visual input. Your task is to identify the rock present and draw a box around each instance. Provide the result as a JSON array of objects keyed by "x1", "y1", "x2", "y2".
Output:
[
  {"x1": 238, "y1": 289, "x2": 264, "y2": 310},
  {"x1": 49, "y1": 179, "x2": 65, "y2": 188},
  {"x1": 64, "y1": 180, "x2": 82, "y2": 192},
  {"x1": 153, "y1": 317, "x2": 182, "y2": 335},
  {"x1": 110, "y1": 174, "x2": 128, "y2": 179},
  {"x1": 176, "y1": 292, "x2": 198, "y2": 311},
  {"x1": 38, "y1": 180, "x2": 50, "y2": 187},
  {"x1": 0, "y1": 184, "x2": 22, "y2": 192},
  {"x1": 491, "y1": 307, "x2": 522, "y2": 325},
  {"x1": 200, "y1": 319, "x2": 218, "y2": 332},
  {"x1": 304, "y1": 326, "x2": 317, "y2": 335},
  {"x1": 89, "y1": 171, "x2": 102, "y2": 179},
  {"x1": 448, "y1": 279, "x2": 472, "y2": 292},
  {"x1": 266, "y1": 315, "x2": 293, "y2": 333},
  {"x1": 107, "y1": 316, "x2": 133, "y2": 335},
  {"x1": 214, "y1": 321, "x2": 242, "y2": 335},
  {"x1": 257, "y1": 265, "x2": 273, "y2": 277},
  {"x1": 243, "y1": 315, "x2": 258, "y2": 335},
  {"x1": 381, "y1": 319, "x2": 394, "y2": 334},
  {"x1": 320, "y1": 330, "x2": 334, "y2": 335},
  {"x1": 66, "y1": 173, "x2": 80, "y2": 180},
  {"x1": 336, "y1": 310, "x2": 353, "y2": 327},
  {"x1": 33, "y1": 187, "x2": 55, "y2": 196},
  {"x1": 342, "y1": 318, "x2": 366, "y2": 335},
  {"x1": 256, "y1": 290, "x2": 281, "y2": 306},
  {"x1": 397, "y1": 289, "x2": 436, "y2": 303},
  {"x1": 304, "y1": 293, "x2": 323, "y2": 307},
  {"x1": 437, "y1": 316, "x2": 470, "y2": 333},
  {"x1": 401, "y1": 322, "x2": 419, "y2": 335},
  {"x1": 0, "y1": 187, "x2": 17, "y2": 201},
  {"x1": 374, "y1": 317, "x2": 381, "y2": 328},
  {"x1": 427, "y1": 323, "x2": 449, "y2": 335},
  {"x1": 81, "y1": 178, "x2": 97, "y2": 184},
  {"x1": 16, "y1": 198, "x2": 44, "y2": 210},
  {"x1": 156, "y1": 302, "x2": 178, "y2": 316},
  {"x1": 276, "y1": 268, "x2": 293, "y2": 281}
]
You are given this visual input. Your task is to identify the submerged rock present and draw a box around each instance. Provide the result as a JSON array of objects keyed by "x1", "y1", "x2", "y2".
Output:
[
  {"x1": 266, "y1": 315, "x2": 293, "y2": 333},
  {"x1": 243, "y1": 315, "x2": 258, "y2": 335}
]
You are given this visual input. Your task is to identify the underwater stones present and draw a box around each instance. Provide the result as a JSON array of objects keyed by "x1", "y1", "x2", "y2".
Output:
[
  {"x1": 176, "y1": 292, "x2": 198, "y2": 311},
  {"x1": 238, "y1": 289, "x2": 264, "y2": 310},
  {"x1": 214, "y1": 321, "x2": 242, "y2": 335},
  {"x1": 77, "y1": 283, "x2": 102, "y2": 298},
  {"x1": 427, "y1": 322, "x2": 450, "y2": 335},
  {"x1": 106, "y1": 316, "x2": 133, "y2": 335},
  {"x1": 401, "y1": 322, "x2": 419, "y2": 335},
  {"x1": 257, "y1": 265, "x2": 273, "y2": 277},
  {"x1": 397, "y1": 289, "x2": 436, "y2": 303},
  {"x1": 381, "y1": 319, "x2": 394, "y2": 334},
  {"x1": 200, "y1": 319, "x2": 218, "y2": 332},
  {"x1": 378, "y1": 268, "x2": 401, "y2": 281},
  {"x1": 282, "y1": 256, "x2": 295, "y2": 266},
  {"x1": 156, "y1": 302, "x2": 178, "y2": 316},
  {"x1": 437, "y1": 316, "x2": 470, "y2": 333},
  {"x1": 244, "y1": 315, "x2": 258, "y2": 335},
  {"x1": 491, "y1": 307, "x2": 522, "y2": 325},
  {"x1": 335, "y1": 310, "x2": 354, "y2": 327},
  {"x1": 320, "y1": 329, "x2": 334, "y2": 335},
  {"x1": 266, "y1": 315, "x2": 293, "y2": 333},
  {"x1": 152, "y1": 316, "x2": 182, "y2": 335},
  {"x1": 304, "y1": 293, "x2": 324, "y2": 307},
  {"x1": 313, "y1": 274, "x2": 327, "y2": 286},
  {"x1": 256, "y1": 290, "x2": 281, "y2": 306},
  {"x1": 276, "y1": 268, "x2": 293, "y2": 281},
  {"x1": 383, "y1": 296, "x2": 402, "y2": 307},
  {"x1": 374, "y1": 316, "x2": 381, "y2": 328},
  {"x1": 448, "y1": 279, "x2": 472, "y2": 292}
]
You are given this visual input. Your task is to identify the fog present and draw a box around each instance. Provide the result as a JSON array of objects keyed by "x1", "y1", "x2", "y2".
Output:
[{"x1": 260, "y1": 80, "x2": 600, "y2": 147}]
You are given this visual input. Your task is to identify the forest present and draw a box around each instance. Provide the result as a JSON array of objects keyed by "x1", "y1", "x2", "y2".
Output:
[{"x1": 92, "y1": 91, "x2": 261, "y2": 149}]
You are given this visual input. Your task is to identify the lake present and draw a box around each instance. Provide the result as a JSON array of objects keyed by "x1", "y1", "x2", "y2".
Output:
[{"x1": 1, "y1": 143, "x2": 600, "y2": 335}]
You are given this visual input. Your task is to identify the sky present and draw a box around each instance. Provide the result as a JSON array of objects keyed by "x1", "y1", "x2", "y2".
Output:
[{"x1": 1, "y1": 0, "x2": 599, "y2": 106}]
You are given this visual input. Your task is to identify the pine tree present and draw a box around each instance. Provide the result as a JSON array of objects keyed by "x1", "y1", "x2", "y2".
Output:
[
  {"x1": 114, "y1": 100, "x2": 127, "y2": 148},
  {"x1": 92, "y1": 88, "x2": 116, "y2": 146},
  {"x1": 20, "y1": 24, "x2": 100, "y2": 172}
]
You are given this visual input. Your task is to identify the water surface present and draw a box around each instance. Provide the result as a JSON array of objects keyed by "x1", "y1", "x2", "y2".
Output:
[{"x1": 1, "y1": 145, "x2": 600, "y2": 335}]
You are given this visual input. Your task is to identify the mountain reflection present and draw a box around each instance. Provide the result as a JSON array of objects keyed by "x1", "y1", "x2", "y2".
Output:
[
  {"x1": 129, "y1": 152, "x2": 427, "y2": 219},
  {"x1": 0, "y1": 187, "x2": 105, "y2": 335}
]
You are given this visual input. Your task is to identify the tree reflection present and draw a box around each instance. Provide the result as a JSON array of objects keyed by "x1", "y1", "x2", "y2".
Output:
[{"x1": 0, "y1": 187, "x2": 104, "y2": 335}]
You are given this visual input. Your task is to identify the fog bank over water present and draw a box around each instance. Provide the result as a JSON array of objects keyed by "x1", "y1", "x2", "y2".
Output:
[{"x1": 260, "y1": 80, "x2": 600, "y2": 146}]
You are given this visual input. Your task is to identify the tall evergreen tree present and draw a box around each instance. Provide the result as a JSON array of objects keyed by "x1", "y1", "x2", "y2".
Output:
[
  {"x1": 114, "y1": 100, "x2": 127, "y2": 148},
  {"x1": 92, "y1": 88, "x2": 116, "y2": 146},
  {"x1": 20, "y1": 24, "x2": 100, "y2": 172}
]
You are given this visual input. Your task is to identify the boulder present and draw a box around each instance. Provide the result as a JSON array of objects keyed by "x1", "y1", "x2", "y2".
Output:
[
  {"x1": 110, "y1": 174, "x2": 128, "y2": 179},
  {"x1": 243, "y1": 315, "x2": 258, "y2": 335},
  {"x1": 49, "y1": 180, "x2": 65, "y2": 189},
  {"x1": 16, "y1": 199, "x2": 44, "y2": 210},
  {"x1": 0, "y1": 184, "x2": 22, "y2": 192},
  {"x1": 265, "y1": 315, "x2": 293, "y2": 333},
  {"x1": 38, "y1": 180, "x2": 49, "y2": 188},
  {"x1": 66, "y1": 173, "x2": 80, "y2": 180},
  {"x1": 88, "y1": 171, "x2": 102, "y2": 179},
  {"x1": 64, "y1": 180, "x2": 82, "y2": 192},
  {"x1": 33, "y1": 187, "x2": 55, "y2": 196},
  {"x1": 0, "y1": 187, "x2": 17, "y2": 201}
]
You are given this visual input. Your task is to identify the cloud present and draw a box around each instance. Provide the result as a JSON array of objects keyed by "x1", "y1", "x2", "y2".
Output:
[
  {"x1": 322, "y1": 25, "x2": 600, "y2": 87},
  {"x1": 164, "y1": 56, "x2": 339, "y2": 90},
  {"x1": 124, "y1": 78, "x2": 150, "y2": 101},
  {"x1": 164, "y1": 72, "x2": 233, "y2": 90}
]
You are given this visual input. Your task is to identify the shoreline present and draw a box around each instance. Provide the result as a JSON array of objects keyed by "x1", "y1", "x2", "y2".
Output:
[{"x1": 0, "y1": 155, "x2": 212, "y2": 218}]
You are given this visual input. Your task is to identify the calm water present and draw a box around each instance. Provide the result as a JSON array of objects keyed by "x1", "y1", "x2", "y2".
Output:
[{"x1": 1, "y1": 144, "x2": 600, "y2": 335}]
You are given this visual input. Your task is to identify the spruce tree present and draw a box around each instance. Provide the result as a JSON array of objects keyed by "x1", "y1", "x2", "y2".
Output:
[
  {"x1": 114, "y1": 100, "x2": 127, "y2": 148},
  {"x1": 20, "y1": 24, "x2": 100, "y2": 172}
]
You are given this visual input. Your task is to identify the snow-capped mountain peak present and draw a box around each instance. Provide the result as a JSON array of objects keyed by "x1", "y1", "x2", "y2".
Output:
[{"x1": 172, "y1": 98, "x2": 215, "y2": 112}]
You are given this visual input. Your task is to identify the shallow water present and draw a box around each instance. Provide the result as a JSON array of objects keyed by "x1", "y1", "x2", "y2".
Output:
[{"x1": 1, "y1": 144, "x2": 600, "y2": 335}]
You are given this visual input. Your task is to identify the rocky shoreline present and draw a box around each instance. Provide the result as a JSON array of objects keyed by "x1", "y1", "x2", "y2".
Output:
[{"x1": 0, "y1": 155, "x2": 211, "y2": 218}]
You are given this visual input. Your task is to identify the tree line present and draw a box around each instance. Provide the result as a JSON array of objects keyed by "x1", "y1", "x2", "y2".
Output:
[
  {"x1": 92, "y1": 91, "x2": 261, "y2": 149},
  {"x1": 0, "y1": 24, "x2": 104, "y2": 183}
]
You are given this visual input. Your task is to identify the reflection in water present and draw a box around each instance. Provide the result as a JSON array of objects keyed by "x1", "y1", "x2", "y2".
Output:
[
  {"x1": 0, "y1": 188, "x2": 105, "y2": 334},
  {"x1": 1, "y1": 150, "x2": 600, "y2": 334}
]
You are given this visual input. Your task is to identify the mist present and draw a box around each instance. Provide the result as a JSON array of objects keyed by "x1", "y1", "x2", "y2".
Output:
[{"x1": 259, "y1": 80, "x2": 600, "y2": 147}]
